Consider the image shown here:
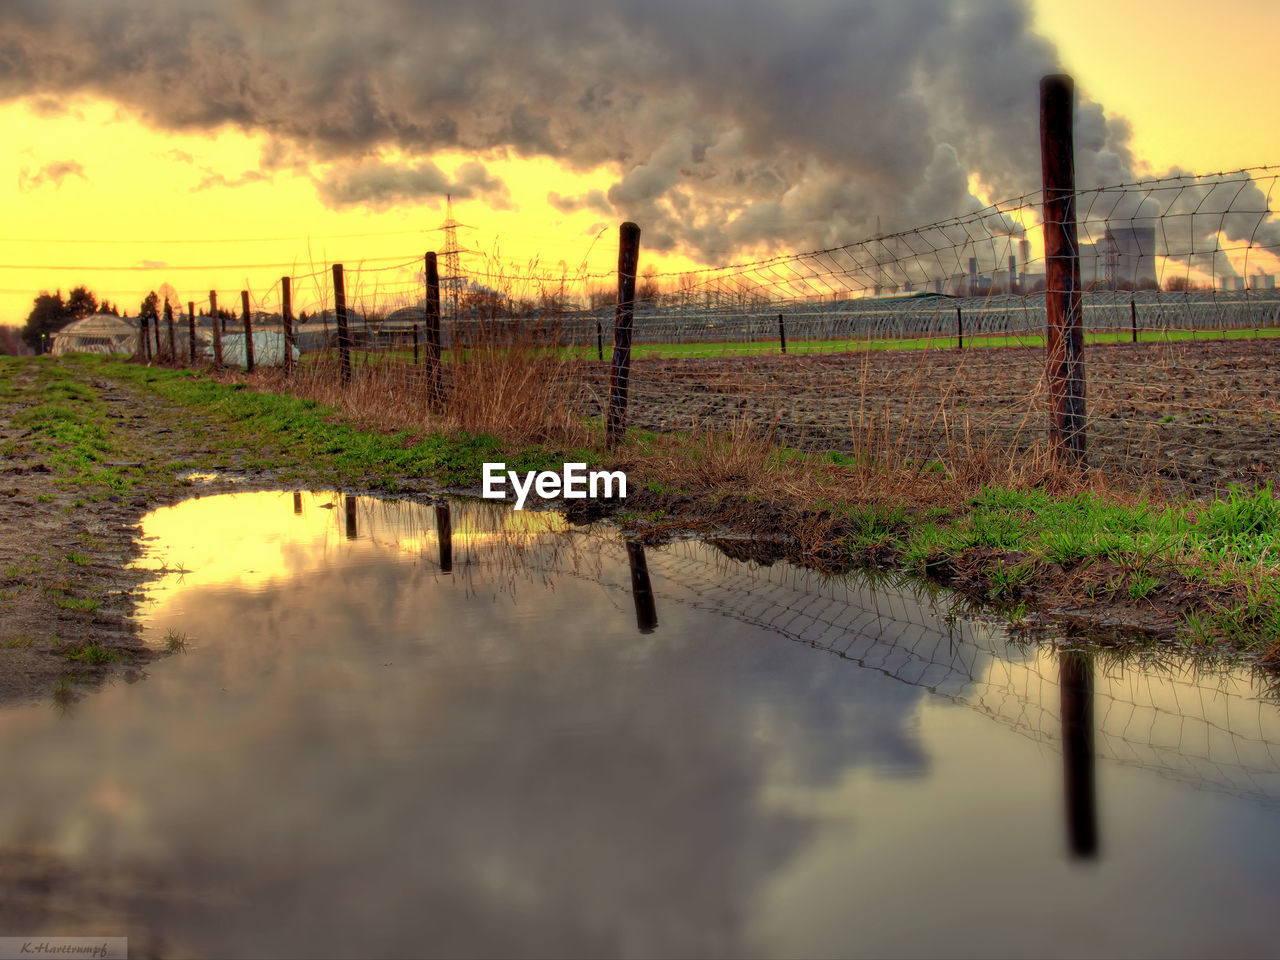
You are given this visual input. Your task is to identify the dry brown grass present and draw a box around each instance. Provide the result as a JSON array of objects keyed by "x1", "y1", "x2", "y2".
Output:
[{"x1": 253, "y1": 326, "x2": 591, "y2": 448}]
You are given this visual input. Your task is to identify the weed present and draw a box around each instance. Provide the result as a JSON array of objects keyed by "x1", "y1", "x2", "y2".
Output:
[
  {"x1": 54, "y1": 596, "x2": 100, "y2": 612},
  {"x1": 164, "y1": 629, "x2": 189, "y2": 653},
  {"x1": 64, "y1": 642, "x2": 121, "y2": 665}
]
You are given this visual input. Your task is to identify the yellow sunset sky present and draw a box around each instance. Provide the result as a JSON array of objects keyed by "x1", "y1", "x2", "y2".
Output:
[{"x1": 2, "y1": 0, "x2": 1277, "y2": 325}]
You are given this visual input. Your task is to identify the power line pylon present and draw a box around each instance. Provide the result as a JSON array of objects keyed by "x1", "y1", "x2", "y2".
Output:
[{"x1": 438, "y1": 194, "x2": 473, "y2": 319}]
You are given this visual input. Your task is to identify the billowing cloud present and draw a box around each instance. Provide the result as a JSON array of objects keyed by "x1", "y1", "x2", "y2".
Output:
[
  {"x1": 548, "y1": 188, "x2": 613, "y2": 216},
  {"x1": 0, "y1": 0, "x2": 1201, "y2": 261},
  {"x1": 314, "y1": 158, "x2": 508, "y2": 209},
  {"x1": 17, "y1": 159, "x2": 87, "y2": 191}
]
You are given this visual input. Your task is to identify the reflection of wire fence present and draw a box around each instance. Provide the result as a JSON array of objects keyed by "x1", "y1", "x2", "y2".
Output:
[
  {"x1": 636, "y1": 539, "x2": 1280, "y2": 809},
  {"x1": 329, "y1": 494, "x2": 1280, "y2": 811}
]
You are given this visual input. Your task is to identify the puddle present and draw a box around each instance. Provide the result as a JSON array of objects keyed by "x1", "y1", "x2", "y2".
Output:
[{"x1": 2, "y1": 490, "x2": 1280, "y2": 957}]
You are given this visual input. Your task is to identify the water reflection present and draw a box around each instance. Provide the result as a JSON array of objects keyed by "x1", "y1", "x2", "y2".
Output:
[
  {"x1": 1, "y1": 491, "x2": 1278, "y2": 958},
  {"x1": 1061, "y1": 650, "x2": 1099, "y2": 860},
  {"x1": 436, "y1": 502, "x2": 453, "y2": 573},
  {"x1": 626, "y1": 541, "x2": 658, "y2": 634},
  {"x1": 344, "y1": 493, "x2": 357, "y2": 540}
]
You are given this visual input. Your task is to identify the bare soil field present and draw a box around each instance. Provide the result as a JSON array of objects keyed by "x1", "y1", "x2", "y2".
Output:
[{"x1": 584, "y1": 338, "x2": 1280, "y2": 494}]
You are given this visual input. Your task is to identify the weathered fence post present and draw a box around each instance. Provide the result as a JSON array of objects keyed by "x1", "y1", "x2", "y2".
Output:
[
  {"x1": 412, "y1": 323, "x2": 420, "y2": 365},
  {"x1": 164, "y1": 300, "x2": 176, "y2": 363},
  {"x1": 209, "y1": 290, "x2": 223, "y2": 367},
  {"x1": 424, "y1": 252, "x2": 442, "y2": 404},
  {"x1": 187, "y1": 301, "x2": 196, "y2": 364},
  {"x1": 333, "y1": 264, "x2": 351, "y2": 385},
  {"x1": 1040, "y1": 74, "x2": 1087, "y2": 466},
  {"x1": 606, "y1": 222, "x2": 642, "y2": 448},
  {"x1": 152, "y1": 308, "x2": 162, "y2": 359},
  {"x1": 1130, "y1": 297, "x2": 1138, "y2": 344},
  {"x1": 139, "y1": 313, "x2": 151, "y2": 362},
  {"x1": 956, "y1": 305, "x2": 964, "y2": 350},
  {"x1": 281, "y1": 276, "x2": 293, "y2": 374},
  {"x1": 241, "y1": 290, "x2": 255, "y2": 373},
  {"x1": 778, "y1": 313, "x2": 787, "y2": 354},
  {"x1": 596, "y1": 318, "x2": 604, "y2": 362}
]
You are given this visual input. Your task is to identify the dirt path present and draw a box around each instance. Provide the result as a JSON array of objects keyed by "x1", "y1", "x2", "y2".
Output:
[{"x1": 0, "y1": 361, "x2": 298, "y2": 705}]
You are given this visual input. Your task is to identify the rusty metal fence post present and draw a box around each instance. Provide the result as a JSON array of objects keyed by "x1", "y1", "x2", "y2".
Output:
[
  {"x1": 1040, "y1": 74, "x2": 1087, "y2": 466},
  {"x1": 606, "y1": 222, "x2": 641, "y2": 448}
]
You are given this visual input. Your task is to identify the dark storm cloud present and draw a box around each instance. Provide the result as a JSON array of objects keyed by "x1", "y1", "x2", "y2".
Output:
[
  {"x1": 1, "y1": 0, "x2": 1153, "y2": 258},
  {"x1": 17, "y1": 158, "x2": 86, "y2": 190}
]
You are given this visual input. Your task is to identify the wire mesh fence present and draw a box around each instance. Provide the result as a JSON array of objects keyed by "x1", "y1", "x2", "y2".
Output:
[{"x1": 106, "y1": 162, "x2": 1280, "y2": 497}]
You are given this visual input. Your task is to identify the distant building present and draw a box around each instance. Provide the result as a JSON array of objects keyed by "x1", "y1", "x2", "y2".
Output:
[{"x1": 1105, "y1": 225, "x2": 1157, "y2": 289}]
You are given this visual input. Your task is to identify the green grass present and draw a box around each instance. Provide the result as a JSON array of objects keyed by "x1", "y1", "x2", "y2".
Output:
[
  {"x1": 53, "y1": 596, "x2": 100, "y2": 612},
  {"x1": 64, "y1": 641, "x2": 122, "y2": 665},
  {"x1": 84, "y1": 356, "x2": 599, "y2": 488},
  {"x1": 556, "y1": 326, "x2": 1280, "y2": 361}
]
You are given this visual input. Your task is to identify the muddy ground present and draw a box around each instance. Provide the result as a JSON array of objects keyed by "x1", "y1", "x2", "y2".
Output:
[
  {"x1": 2, "y1": 351, "x2": 1276, "y2": 709},
  {"x1": 585, "y1": 338, "x2": 1280, "y2": 494},
  {"x1": 0, "y1": 367, "x2": 301, "y2": 706}
]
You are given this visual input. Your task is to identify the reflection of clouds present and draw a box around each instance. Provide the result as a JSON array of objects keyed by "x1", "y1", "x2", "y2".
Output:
[{"x1": 2, "y1": 493, "x2": 931, "y2": 957}]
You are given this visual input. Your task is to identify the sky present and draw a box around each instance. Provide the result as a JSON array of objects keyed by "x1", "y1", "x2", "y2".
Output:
[{"x1": 2, "y1": 0, "x2": 1279, "y2": 325}]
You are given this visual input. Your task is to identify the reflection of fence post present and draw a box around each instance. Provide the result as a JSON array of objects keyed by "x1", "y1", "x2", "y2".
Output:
[
  {"x1": 626, "y1": 541, "x2": 658, "y2": 634},
  {"x1": 210, "y1": 290, "x2": 223, "y2": 367},
  {"x1": 778, "y1": 313, "x2": 787, "y2": 354},
  {"x1": 1060, "y1": 649, "x2": 1098, "y2": 859},
  {"x1": 281, "y1": 276, "x2": 293, "y2": 374},
  {"x1": 424, "y1": 252, "x2": 442, "y2": 405},
  {"x1": 606, "y1": 221, "x2": 642, "y2": 449},
  {"x1": 164, "y1": 300, "x2": 176, "y2": 363},
  {"x1": 1040, "y1": 74, "x2": 1087, "y2": 466},
  {"x1": 344, "y1": 494, "x2": 357, "y2": 540},
  {"x1": 187, "y1": 301, "x2": 196, "y2": 364},
  {"x1": 293, "y1": 491, "x2": 302, "y2": 515},
  {"x1": 435, "y1": 503, "x2": 452, "y2": 573},
  {"x1": 333, "y1": 264, "x2": 351, "y2": 386},
  {"x1": 241, "y1": 290, "x2": 255, "y2": 373},
  {"x1": 956, "y1": 305, "x2": 964, "y2": 350}
]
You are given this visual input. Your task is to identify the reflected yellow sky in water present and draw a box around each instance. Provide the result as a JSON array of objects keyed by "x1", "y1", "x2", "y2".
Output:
[{"x1": 136, "y1": 490, "x2": 567, "y2": 591}]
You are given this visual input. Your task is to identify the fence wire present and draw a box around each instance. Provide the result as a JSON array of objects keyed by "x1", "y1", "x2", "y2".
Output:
[{"x1": 95, "y1": 166, "x2": 1280, "y2": 496}]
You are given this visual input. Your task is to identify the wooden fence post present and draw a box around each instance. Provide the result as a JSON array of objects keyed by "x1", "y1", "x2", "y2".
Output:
[
  {"x1": 333, "y1": 264, "x2": 351, "y2": 385},
  {"x1": 1130, "y1": 297, "x2": 1138, "y2": 344},
  {"x1": 281, "y1": 276, "x2": 293, "y2": 374},
  {"x1": 413, "y1": 323, "x2": 420, "y2": 365},
  {"x1": 1040, "y1": 74, "x2": 1087, "y2": 465},
  {"x1": 596, "y1": 318, "x2": 604, "y2": 362},
  {"x1": 209, "y1": 290, "x2": 223, "y2": 367},
  {"x1": 164, "y1": 300, "x2": 176, "y2": 363},
  {"x1": 139, "y1": 313, "x2": 151, "y2": 362},
  {"x1": 187, "y1": 301, "x2": 196, "y2": 364},
  {"x1": 241, "y1": 290, "x2": 255, "y2": 372},
  {"x1": 778, "y1": 313, "x2": 787, "y2": 354},
  {"x1": 606, "y1": 222, "x2": 641, "y2": 448},
  {"x1": 424, "y1": 252, "x2": 442, "y2": 404},
  {"x1": 956, "y1": 305, "x2": 964, "y2": 350}
]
